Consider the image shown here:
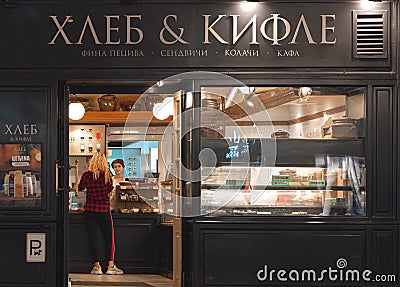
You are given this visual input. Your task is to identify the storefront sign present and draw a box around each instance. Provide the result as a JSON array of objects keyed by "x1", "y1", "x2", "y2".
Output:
[
  {"x1": 47, "y1": 13, "x2": 336, "y2": 47},
  {"x1": 0, "y1": 92, "x2": 46, "y2": 142},
  {"x1": 0, "y1": 2, "x2": 390, "y2": 69},
  {"x1": 4, "y1": 124, "x2": 38, "y2": 142}
]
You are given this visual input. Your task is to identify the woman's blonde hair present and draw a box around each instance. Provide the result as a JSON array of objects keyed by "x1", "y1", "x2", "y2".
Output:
[{"x1": 88, "y1": 152, "x2": 112, "y2": 183}]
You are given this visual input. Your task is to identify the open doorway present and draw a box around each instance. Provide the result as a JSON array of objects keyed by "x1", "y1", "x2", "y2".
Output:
[{"x1": 65, "y1": 83, "x2": 175, "y2": 286}]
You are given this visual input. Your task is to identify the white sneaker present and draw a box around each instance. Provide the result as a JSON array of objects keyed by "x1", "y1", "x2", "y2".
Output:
[
  {"x1": 90, "y1": 265, "x2": 103, "y2": 275},
  {"x1": 106, "y1": 265, "x2": 124, "y2": 275}
]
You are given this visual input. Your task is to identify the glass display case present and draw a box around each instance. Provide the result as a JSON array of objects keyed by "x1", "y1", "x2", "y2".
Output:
[
  {"x1": 201, "y1": 164, "x2": 365, "y2": 216},
  {"x1": 117, "y1": 179, "x2": 158, "y2": 214},
  {"x1": 116, "y1": 179, "x2": 174, "y2": 218},
  {"x1": 69, "y1": 177, "x2": 174, "y2": 216},
  {"x1": 200, "y1": 86, "x2": 366, "y2": 217}
]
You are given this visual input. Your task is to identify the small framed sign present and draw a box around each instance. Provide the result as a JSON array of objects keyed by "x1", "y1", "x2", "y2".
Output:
[{"x1": 26, "y1": 233, "x2": 46, "y2": 263}]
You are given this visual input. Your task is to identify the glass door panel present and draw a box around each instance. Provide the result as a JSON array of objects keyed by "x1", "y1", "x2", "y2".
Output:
[
  {"x1": 200, "y1": 86, "x2": 366, "y2": 217},
  {"x1": 0, "y1": 87, "x2": 58, "y2": 217}
]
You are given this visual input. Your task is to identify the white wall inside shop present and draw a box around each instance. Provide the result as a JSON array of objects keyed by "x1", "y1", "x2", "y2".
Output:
[
  {"x1": 231, "y1": 96, "x2": 347, "y2": 139},
  {"x1": 107, "y1": 126, "x2": 173, "y2": 181}
]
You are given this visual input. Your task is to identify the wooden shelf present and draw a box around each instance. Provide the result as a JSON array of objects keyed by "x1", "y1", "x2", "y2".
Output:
[{"x1": 69, "y1": 111, "x2": 172, "y2": 125}]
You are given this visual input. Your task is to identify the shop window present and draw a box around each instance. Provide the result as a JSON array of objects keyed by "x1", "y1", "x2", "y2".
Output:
[{"x1": 200, "y1": 86, "x2": 366, "y2": 217}]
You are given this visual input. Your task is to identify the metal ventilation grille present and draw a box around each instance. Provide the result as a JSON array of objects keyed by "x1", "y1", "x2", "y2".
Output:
[{"x1": 353, "y1": 11, "x2": 388, "y2": 59}]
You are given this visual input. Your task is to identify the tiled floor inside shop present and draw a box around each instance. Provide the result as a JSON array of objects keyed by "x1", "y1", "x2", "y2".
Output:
[{"x1": 69, "y1": 273, "x2": 173, "y2": 287}]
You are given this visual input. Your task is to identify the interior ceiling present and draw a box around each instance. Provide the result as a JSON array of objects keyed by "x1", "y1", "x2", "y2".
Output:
[
  {"x1": 68, "y1": 78, "x2": 184, "y2": 94},
  {"x1": 70, "y1": 86, "x2": 362, "y2": 119},
  {"x1": 224, "y1": 87, "x2": 298, "y2": 120}
]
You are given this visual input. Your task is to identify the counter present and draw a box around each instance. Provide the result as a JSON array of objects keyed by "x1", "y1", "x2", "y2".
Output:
[
  {"x1": 69, "y1": 212, "x2": 172, "y2": 275},
  {"x1": 185, "y1": 217, "x2": 398, "y2": 287}
]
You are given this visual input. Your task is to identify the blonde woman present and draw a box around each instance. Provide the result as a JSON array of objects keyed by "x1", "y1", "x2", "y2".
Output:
[{"x1": 78, "y1": 152, "x2": 124, "y2": 275}]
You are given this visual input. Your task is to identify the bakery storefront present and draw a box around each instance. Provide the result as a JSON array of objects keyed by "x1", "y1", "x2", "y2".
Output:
[{"x1": 0, "y1": 0, "x2": 398, "y2": 286}]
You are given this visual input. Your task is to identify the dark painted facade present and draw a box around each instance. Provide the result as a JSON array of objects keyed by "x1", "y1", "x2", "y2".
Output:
[{"x1": 0, "y1": 1, "x2": 398, "y2": 286}]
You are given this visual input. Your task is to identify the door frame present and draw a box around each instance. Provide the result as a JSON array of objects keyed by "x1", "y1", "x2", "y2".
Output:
[{"x1": 58, "y1": 81, "x2": 71, "y2": 287}]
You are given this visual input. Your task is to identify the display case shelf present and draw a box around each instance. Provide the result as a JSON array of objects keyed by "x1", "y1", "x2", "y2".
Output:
[
  {"x1": 201, "y1": 162, "x2": 366, "y2": 217},
  {"x1": 202, "y1": 138, "x2": 364, "y2": 167},
  {"x1": 205, "y1": 206, "x2": 350, "y2": 216},
  {"x1": 202, "y1": 185, "x2": 363, "y2": 191}
]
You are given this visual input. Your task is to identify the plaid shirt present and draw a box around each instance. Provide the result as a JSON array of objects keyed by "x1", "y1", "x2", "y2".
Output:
[{"x1": 78, "y1": 170, "x2": 113, "y2": 213}]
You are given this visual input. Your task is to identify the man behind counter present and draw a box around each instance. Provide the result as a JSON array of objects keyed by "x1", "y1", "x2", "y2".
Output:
[{"x1": 110, "y1": 159, "x2": 129, "y2": 211}]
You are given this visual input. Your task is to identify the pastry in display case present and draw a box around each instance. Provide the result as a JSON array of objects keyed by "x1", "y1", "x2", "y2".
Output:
[
  {"x1": 201, "y1": 163, "x2": 365, "y2": 217},
  {"x1": 116, "y1": 180, "x2": 156, "y2": 214},
  {"x1": 69, "y1": 179, "x2": 159, "y2": 214},
  {"x1": 112, "y1": 179, "x2": 174, "y2": 215},
  {"x1": 68, "y1": 154, "x2": 157, "y2": 214}
]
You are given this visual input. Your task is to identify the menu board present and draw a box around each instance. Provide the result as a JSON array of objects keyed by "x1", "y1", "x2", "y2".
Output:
[
  {"x1": 0, "y1": 143, "x2": 42, "y2": 208},
  {"x1": 69, "y1": 124, "x2": 106, "y2": 156}
]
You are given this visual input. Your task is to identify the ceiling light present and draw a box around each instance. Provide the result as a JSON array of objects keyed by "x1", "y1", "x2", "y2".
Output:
[
  {"x1": 186, "y1": 92, "x2": 193, "y2": 109},
  {"x1": 241, "y1": 1, "x2": 258, "y2": 11},
  {"x1": 298, "y1": 87, "x2": 312, "y2": 102},
  {"x1": 69, "y1": 102, "x2": 85, "y2": 120},
  {"x1": 238, "y1": 86, "x2": 254, "y2": 94},
  {"x1": 245, "y1": 90, "x2": 256, "y2": 107},
  {"x1": 361, "y1": 0, "x2": 382, "y2": 8},
  {"x1": 246, "y1": 100, "x2": 254, "y2": 107},
  {"x1": 153, "y1": 97, "x2": 174, "y2": 120}
]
